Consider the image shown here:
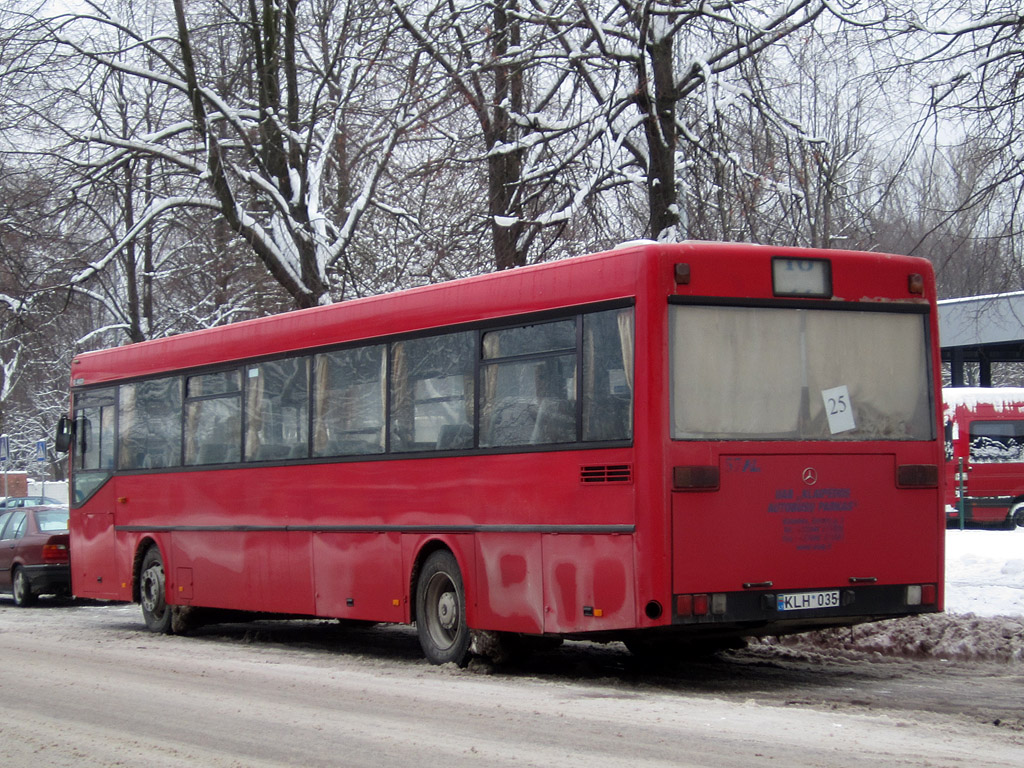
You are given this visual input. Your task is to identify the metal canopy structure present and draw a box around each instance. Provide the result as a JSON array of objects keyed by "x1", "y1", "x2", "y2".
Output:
[{"x1": 939, "y1": 292, "x2": 1024, "y2": 386}]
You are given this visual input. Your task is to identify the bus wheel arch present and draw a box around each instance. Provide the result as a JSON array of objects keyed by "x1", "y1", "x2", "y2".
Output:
[
  {"x1": 137, "y1": 542, "x2": 173, "y2": 634},
  {"x1": 412, "y1": 545, "x2": 471, "y2": 666}
]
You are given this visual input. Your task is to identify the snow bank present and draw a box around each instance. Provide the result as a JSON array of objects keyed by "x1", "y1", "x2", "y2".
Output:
[
  {"x1": 767, "y1": 528, "x2": 1024, "y2": 663},
  {"x1": 768, "y1": 614, "x2": 1024, "y2": 664},
  {"x1": 946, "y1": 528, "x2": 1024, "y2": 616}
]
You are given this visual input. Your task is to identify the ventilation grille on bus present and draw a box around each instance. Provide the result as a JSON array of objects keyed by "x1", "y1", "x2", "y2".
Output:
[{"x1": 580, "y1": 464, "x2": 633, "y2": 484}]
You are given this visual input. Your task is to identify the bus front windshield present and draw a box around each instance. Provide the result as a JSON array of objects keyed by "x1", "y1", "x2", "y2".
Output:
[{"x1": 669, "y1": 304, "x2": 934, "y2": 441}]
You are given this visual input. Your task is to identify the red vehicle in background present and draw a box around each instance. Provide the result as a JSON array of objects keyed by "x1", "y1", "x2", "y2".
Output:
[
  {"x1": 944, "y1": 387, "x2": 1024, "y2": 529},
  {"x1": 57, "y1": 241, "x2": 945, "y2": 665}
]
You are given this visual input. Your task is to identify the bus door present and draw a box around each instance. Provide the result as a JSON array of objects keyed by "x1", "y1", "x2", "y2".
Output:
[
  {"x1": 71, "y1": 485, "x2": 121, "y2": 599},
  {"x1": 69, "y1": 389, "x2": 123, "y2": 599}
]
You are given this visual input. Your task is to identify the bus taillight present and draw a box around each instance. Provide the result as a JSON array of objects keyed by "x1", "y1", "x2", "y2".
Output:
[
  {"x1": 676, "y1": 593, "x2": 727, "y2": 616},
  {"x1": 896, "y1": 464, "x2": 939, "y2": 488},
  {"x1": 907, "y1": 584, "x2": 938, "y2": 606},
  {"x1": 677, "y1": 594, "x2": 710, "y2": 616},
  {"x1": 673, "y1": 466, "x2": 719, "y2": 490}
]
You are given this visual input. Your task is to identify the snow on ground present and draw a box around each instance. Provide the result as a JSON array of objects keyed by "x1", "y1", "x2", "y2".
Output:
[
  {"x1": 945, "y1": 527, "x2": 1024, "y2": 617},
  {"x1": 776, "y1": 527, "x2": 1024, "y2": 663}
]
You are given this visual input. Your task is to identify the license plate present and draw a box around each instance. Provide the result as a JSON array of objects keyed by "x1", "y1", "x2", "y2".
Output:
[{"x1": 777, "y1": 590, "x2": 840, "y2": 611}]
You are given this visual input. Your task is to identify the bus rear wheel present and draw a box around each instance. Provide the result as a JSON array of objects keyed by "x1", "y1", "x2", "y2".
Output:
[
  {"x1": 415, "y1": 550, "x2": 470, "y2": 666},
  {"x1": 139, "y1": 547, "x2": 173, "y2": 634}
]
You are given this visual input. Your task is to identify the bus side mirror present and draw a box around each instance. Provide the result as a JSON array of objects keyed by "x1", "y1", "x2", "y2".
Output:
[{"x1": 55, "y1": 415, "x2": 73, "y2": 453}]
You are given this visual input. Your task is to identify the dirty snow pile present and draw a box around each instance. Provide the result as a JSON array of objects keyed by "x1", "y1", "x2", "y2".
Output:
[{"x1": 774, "y1": 528, "x2": 1024, "y2": 663}]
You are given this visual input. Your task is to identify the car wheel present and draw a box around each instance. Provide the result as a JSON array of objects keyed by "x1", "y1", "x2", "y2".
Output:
[
  {"x1": 1011, "y1": 503, "x2": 1024, "y2": 528},
  {"x1": 139, "y1": 547, "x2": 173, "y2": 634},
  {"x1": 415, "y1": 550, "x2": 470, "y2": 666},
  {"x1": 12, "y1": 567, "x2": 37, "y2": 607}
]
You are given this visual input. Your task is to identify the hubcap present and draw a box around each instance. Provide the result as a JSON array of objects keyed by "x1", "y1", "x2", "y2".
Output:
[
  {"x1": 437, "y1": 591, "x2": 458, "y2": 631},
  {"x1": 141, "y1": 566, "x2": 163, "y2": 612},
  {"x1": 425, "y1": 572, "x2": 460, "y2": 648}
]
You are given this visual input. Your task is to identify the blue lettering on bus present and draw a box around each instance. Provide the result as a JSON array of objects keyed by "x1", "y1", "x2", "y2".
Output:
[{"x1": 725, "y1": 458, "x2": 761, "y2": 473}]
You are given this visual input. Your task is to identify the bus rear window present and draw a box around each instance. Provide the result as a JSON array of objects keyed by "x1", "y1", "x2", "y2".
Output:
[{"x1": 669, "y1": 304, "x2": 933, "y2": 441}]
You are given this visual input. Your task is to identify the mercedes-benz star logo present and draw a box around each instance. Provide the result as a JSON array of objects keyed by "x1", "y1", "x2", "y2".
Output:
[{"x1": 802, "y1": 467, "x2": 818, "y2": 486}]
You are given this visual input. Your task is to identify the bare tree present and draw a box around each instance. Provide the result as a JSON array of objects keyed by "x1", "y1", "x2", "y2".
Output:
[
  {"x1": 34, "y1": 0, "x2": 434, "y2": 309},
  {"x1": 390, "y1": 0, "x2": 598, "y2": 269},
  {"x1": 889, "y1": 2, "x2": 1024, "y2": 264},
  {"x1": 528, "y1": 1, "x2": 863, "y2": 243}
]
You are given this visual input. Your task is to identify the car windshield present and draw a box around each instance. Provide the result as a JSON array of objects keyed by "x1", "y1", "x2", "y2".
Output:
[{"x1": 35, "y1": 510, "x2": 69, "y2": 532}]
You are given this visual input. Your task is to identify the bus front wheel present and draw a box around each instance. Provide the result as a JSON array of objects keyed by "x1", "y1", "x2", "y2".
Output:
[
  {"x1": 415, "y1": 550, "x2": 470, "y2": 666},
  {"x1": 139, "y1": 547, "x2": 173, "y2": 634}
]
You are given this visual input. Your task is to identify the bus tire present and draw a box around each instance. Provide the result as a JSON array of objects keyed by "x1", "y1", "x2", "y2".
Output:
[
  {"x1": 415, "y1": 550, "x2": 470, "y2": 666},
  {"x1": 12, "y1": 566, "x2": 37, "y2": 607},
  {"x1": 139, "y1": 547, "x2": 173, "y2": 634}
]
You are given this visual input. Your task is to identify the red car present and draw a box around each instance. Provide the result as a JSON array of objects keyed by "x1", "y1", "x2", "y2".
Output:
[{"x1": 0, "y1": 506, "x2": 71, "y2": 606}]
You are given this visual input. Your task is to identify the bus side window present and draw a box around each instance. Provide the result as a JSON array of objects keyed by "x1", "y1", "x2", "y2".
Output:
[
  {"x1": 245, "y1": 358, "x2": 310, "y2": 462},
  {"x1": 185, "y1": 370, "x2": 242, "y2": 466},
  {"x1": 390, "y1": 332, "x2": 475, "y2": 452},
  {"x1": 74, "y1": 388, "x2": 117, "y2": 471},
  {"x1": 119, "y1": 377, "x2": 183, "y2": 469},
  {"x1": 313, "y1": 345, "x2": 386, "y2": 457},
  {"x1": 582, "y1": 308, "x2": 634, "y2": 442},
  {"x1": 480, "y1": 320, "x2": 576, "y2": 448}
]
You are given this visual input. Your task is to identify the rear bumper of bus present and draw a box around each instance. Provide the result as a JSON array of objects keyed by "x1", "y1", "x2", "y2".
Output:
[{"x1": 670, "y1": 583, "x2": 940, "y2": 632}]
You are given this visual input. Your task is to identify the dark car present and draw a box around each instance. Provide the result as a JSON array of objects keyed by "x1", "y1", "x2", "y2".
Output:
[
  {"x1": 0, "y1": 506, "x2": 71, "y2": 606},
  {"x1": 0, "y1": 496, "x2": 66, "y2": 508}
]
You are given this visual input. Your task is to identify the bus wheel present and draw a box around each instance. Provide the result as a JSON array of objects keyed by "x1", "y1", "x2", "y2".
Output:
[
  {"x1": 139, "y1": 547, "x2": 173, "y2": 634},
  {"x1": 12, "y1": 567, "x2": 37, "y2": 607},
  {"x1": 415, "y1": 550, "x2": 470, "y2": 666}
]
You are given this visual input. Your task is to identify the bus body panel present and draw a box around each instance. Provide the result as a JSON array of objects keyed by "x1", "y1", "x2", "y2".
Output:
[
  {"x1": 672, "y1": 450, "x2": 942, "y2": 594},
  {"x1": 541, "y1": 533, "x2": 636, "y2": 633},
  {"x1": 473, "y1": 532, "x2": 545, "y2": 633},
  {"x1": 313, "y1": 532, "x2": 406, "y2": 622},
  {"x1": 76, "y1": 448, "x2": 638, "y2": 633},
  {"x1": 65, "y1": 242, "x2": 944, "y2": 655},
  {"x1": 944, "y1": 387, "x2": 1024, "y2": 527},
  {"x1": 69, "y1": 481, "x2": 121, "y2": 599}
]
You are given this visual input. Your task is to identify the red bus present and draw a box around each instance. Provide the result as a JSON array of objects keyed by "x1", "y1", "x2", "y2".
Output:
[
  {"x1": 58, "y1": 241, "x2": 944, "y2": 664},
  {"x1": 943, "y1": 387, "x2": 1024, "y2": 529}
]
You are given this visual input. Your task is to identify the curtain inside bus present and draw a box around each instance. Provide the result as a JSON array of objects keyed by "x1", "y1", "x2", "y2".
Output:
[{"x1": 669, "y1": 304, "x2": 933, "y2": 441}]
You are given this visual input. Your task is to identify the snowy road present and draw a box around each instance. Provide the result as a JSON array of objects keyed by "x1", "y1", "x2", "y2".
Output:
[
  {"x1": 0, "y1": 528, "x2": 1022, "y2": 766},
  {"x1": 0, "y1": 598, "x2": 1022, "y2": 766}
]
